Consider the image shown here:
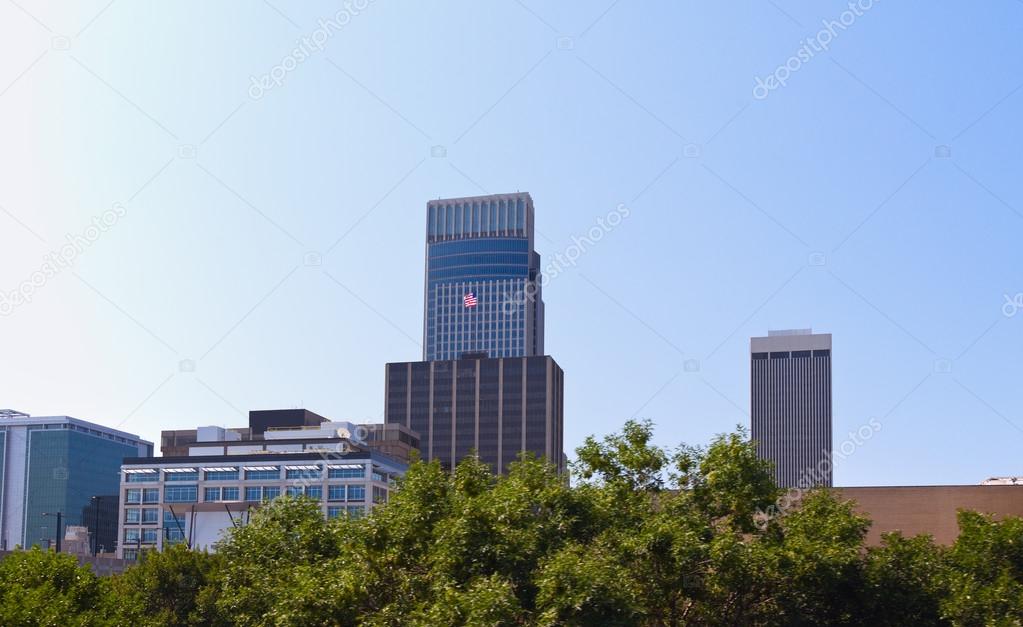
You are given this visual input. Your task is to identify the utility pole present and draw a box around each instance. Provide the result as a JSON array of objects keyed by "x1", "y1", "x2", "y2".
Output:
[
  {"x1": 42, "y1": 512, "x2": 63, "y2": 553},
  {"x1": 91, "y1": 496, "x2": 101, "y2": 557}
]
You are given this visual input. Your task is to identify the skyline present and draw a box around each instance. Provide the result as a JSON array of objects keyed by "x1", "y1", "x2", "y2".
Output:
[{"x1": 1, "y1": 2, "x2": 1021, "y2": 487}]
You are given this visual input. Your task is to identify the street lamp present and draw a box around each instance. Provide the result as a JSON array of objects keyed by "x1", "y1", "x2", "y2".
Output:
[{"x1": 41, "y1": 512, "x2": 63, "y2": 553}]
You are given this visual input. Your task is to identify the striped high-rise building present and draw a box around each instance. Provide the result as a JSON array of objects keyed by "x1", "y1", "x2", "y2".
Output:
[
  {"x1": 385, "y1": 192, "x2": 564, "y2": 475},
  {"x1": 385, "y1": 354, "x2": 564, "y2": 474},
  {"x1": 423, "y1": 192, "x2": 544, "y2": 361},
  {"x1": 750, "y1": 330, "x2": 833, "y2": 488}
]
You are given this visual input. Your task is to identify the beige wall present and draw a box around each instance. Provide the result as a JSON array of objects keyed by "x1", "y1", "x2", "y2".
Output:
[{"x1": 833, "y1": 486, "x2": 1023, "y2": 545}]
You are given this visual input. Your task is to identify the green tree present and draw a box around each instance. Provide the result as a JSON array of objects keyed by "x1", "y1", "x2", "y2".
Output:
[
  {"x1": 941, "y1": 510, "x2": 1023, "y2": 625},
  {"x1": 0, "y1": 547, "x2": 106, "y2": 626},
  {"x1": 861, "y1": 532, "x2": 946, "y2": 625},
  {"x1": 212, "y1": 496, "x2": 341, "y2": 625},
  {"x1": 108, "y1": 544, "x2": 224, "y2": 626}
]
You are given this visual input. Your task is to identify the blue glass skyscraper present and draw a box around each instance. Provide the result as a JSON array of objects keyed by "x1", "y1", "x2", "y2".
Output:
[{"x1": 423, "y1": 192, "x2": 544, "y2": 361}]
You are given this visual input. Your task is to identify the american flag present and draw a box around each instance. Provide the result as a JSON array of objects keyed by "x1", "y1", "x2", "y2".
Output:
[{"x1": 463, "y1": 291, "x2": 478, "y2": 308}]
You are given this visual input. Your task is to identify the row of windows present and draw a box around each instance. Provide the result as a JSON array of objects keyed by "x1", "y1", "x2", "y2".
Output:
[
  {"x1": 124, "y1": 465, "x2": 368, "y2": 483},
  {"x1": 428, "y1": 266, "x2": 529, "y2": 282},
  {"x1": 124, "y1": 484, "x2": 371, "y2": 509},
  {"x1": 204, "y1": 487, "x2": 241, "y2": 502},
  {"x1": 125, "y1": 488, "x2": 160, "y2": 504},
  {"x1": 127, "y1": 477, "x2": 376, "y2": 504},
  {"x1": 327, "y1": 506, "x2": 366, "y2": 519},
  {"x1": 751, "y1": 349, "x2": 830, "y2": 360},
  {"x1": 428, "y1": 252, "x2": 529, "y2": 270},
  {"x1": 427, "y1": 199, "x2": 527, "y2": 241},
  {"x1": 428, "y1": 238, "x2": 528, "y2": 257},
  {"x1": 124, "y1": 528, "x2": 159, "y2": 545},
  {"x1": 124, "y1": 508, "x2": 160, "y2": 524}
]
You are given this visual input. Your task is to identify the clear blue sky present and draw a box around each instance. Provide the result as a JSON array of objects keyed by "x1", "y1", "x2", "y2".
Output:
[{"x1": 1, "y1": 1, "x2": 1020, "y2": 486}]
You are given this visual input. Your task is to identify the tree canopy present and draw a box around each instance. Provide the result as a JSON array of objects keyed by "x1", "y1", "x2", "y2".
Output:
[{"x1": 2, "y1": 420, "x2": 1021, "y2": 625}]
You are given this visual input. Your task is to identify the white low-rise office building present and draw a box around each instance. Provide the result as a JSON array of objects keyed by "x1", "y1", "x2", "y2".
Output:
[{"x1": 116, "y1": 413, "x2": 408, "y2": 560}]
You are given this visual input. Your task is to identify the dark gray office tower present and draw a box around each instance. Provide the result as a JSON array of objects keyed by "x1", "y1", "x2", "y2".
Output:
[
  {"x1": 385, "y1": 354, "x2": 564, "y2": 474},
  {"x1": 750, "y1": 330, "x2": 833, "y2": 488},
  {"x1": 424, "y1": 193, "x2": 544, "y2": 361}
]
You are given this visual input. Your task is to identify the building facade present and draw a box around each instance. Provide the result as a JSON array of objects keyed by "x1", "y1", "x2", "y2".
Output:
[
  {"x1": 0, "y1": 410, "x2": 152, "y2": 551},
  {"x1": 385, "y1": 354, "x2": 564, "y2": 474},
  {"x1": 750, "y1": 330, "x2": 833, "y2": 488},
  {"x1": 161, "y1": 409, "x2": 420, "y2": 464},
  {"x1": 118, "y1": 412, "x2": 407, "y2": 560},
  {"x1": 833, "y1": 485, "x2": 1023, "y2": 546},
  {"x1": 424, "y1": 192, "x2": 545, "y2": 361}
]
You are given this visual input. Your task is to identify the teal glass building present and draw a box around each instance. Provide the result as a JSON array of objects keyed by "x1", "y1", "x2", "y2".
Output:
[
  {"x1": 424, "y1": 192, "x2": 545, "y2": 361},
  {"x1": 0, "y1": 410, "x2": 152, "y2": 551}
]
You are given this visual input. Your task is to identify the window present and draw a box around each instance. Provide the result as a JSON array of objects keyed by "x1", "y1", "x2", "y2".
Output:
[
  {"x1": 327, "y1": 506, "x2": 343, "y2": 519},
  {"x1": 262, "y1": 486, "x2": 281, "y2": 501},
  {"x1": 165, "y1": 471, "x2": 199, "y2": 482},
  {"x1": 373, "y1": 486, "x2": 388, "y2": 504},
  {"x1": 245, "y1": 486, "x2": 262, "y2": 502},
  {"x1": 222, "y1": 487, "x2": 240, "y2": 501},
  {"x1": 142, "y1": 509, "x2": 159, "y2": 524},
  {"x1": 204, "y1": 487, "x2": 221, "y2": 502},
  {"x1": 347, "y1": 506, "x2": 364, "y2": 519},
  {"x1": 165, "y1": 527, "x2": 185, "y2": 544},
  {"x1": 126, "y1": 472, "x2": 158, "y2": 483},
  {"x1": 125, "y1": 489, "x2": 141, "y2": 504},
  {"x1": 163, "y1": 511, "x2": 186, "y2": 544},
  {"x1": 142, "y1": 488, "x2": 160, "y2": 504},
  {"x1": 286, "y1": 486, "x2": 303, "y2": 498},
  {"x1": 124, "y1": 529, "x2": 140, "y2": 543},
  {"x1": 124, "y1": 508, "x2": 141, "y2": 524},
  {"x1": 328, "y1": 466, "x2": 364, "y2": 479},
  {"x1": 792, "y1": 350, "x2": 811, "y2": 358},
  {"x1": 305, "y1": 486, "x2": 322, "y2": 500},
  {"x1": 164, "y1": 485, "x2": 197, "y2": 503},
  {"x1": 204, "y1": 469, "x2": 239, "y2": 481},
  {"x1": 813, "y1": 349, "x2": 830, "y2": 358},
  {"x1": 123, "y1": 549, "x2": 139, "y2": 562},
  {"x1": 769, "y1": 351, "x2": 790, "y2": 359},
  {"x1": 142, "y1": 529, "x2": 158, "y2": 544},
  {"x1": 285, "y1": 467, "x2": 321, "y2": 480},
  {"x1": 347, "y1": 485, "x2": 366, "y2": 501},
  {"x1": 244, "y1": 467, "x2": 280, "y2": 481},
  {"x1": 328, "y1": 485, "x2": 346, "y2": 502}
]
